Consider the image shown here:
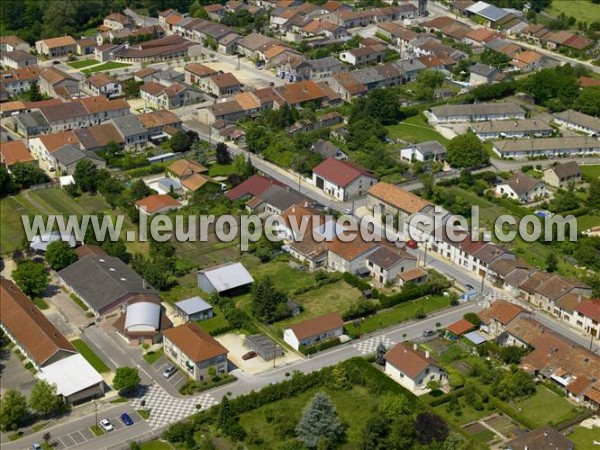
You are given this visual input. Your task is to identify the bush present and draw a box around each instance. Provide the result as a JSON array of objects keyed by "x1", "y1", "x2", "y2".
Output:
[
  {"x1": 342, "y1": 272, "x2": 372, "y2": 292},
  {"x1": 343, "y1": 300, "x2": 378, "y2": 320},
  {"x1": 379, "y1": 280, "x2": 449, "y2": 309},
  {"x1": 300, "y1": 337, "x2": 342, "y2": 355},
  {"x1": 179, "y1": 375, "x2": 236, "y2": 395}
]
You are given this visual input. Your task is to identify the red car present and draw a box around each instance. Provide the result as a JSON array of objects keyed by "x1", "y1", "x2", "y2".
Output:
[
  {"x1": 406, "y1": 239, "x2": 418, "y2": 249},
  {"x1": 242, "y1": 351, "x2": 257, "y2": 360}
]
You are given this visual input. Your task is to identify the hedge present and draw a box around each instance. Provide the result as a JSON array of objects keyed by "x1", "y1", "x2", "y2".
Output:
[
  {"x1": 299, "y1": 337, "x2": 342, "y2": 355},
  {"x1": 378, "y1": 280, "x2": 448, "y2": 309},
  {"x1": 342, "y1": 272, "x2": 376, "y2": 294},
  {"x1": 179, "y1": 375, "x2": 237, "y2": 395}
]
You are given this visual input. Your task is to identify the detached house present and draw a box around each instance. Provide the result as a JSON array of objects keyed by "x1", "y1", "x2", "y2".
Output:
[
  {"x1": 205, "y1": 72, "x2": 242, "y2": 97},
  {"x1": 312, "y1": 158, "x2": 377, "y2": 201},
  {"x1": 400, "y1": 141, "x2": 446, "y2": 163},
  {"x1": 385, "y1": 342, "x2": 446, "y2": 395},
  {"x1": 366, "y1": 246, "x2": 417, "y2": 285},
  {"x1": 544, "y1": 162, "x2": 582, "y2": 189},
  {"x1": 163, "y1": 323, "x2": 228, "y2": 380},
  {"x1": 36, "y1": 36, "x2": 77, "y2": 58},
  {"x1": 339, "y1": 44, "x2": 386, "y2": 67},
  {"x1": 283, "y1": 312, "x2": 344, "y2": 351},
  {"x1": 140, "y1": 81, "x2": 203, "y2": 110},
  {"x1": 86, "y1": 73, "x2": 122, "y2": 99},
  {"x1": 495, "y1": 172, "x2": 546, "y2": 203}
]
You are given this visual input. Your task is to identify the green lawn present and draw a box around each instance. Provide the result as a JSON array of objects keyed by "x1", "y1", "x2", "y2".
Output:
[
  {"x1": 511, "y1": 386, "x2": 582, "y2": 427},
  {"x1": 208, "y1": 163, "x2": 236, "y2": 177},
  {"x1": 433, "y1": 397, "x2": 494, "y2": 427},
  {"x1": 90, "y1": 425, "x2": 105, "y2": 436},
  {"x1": 239, "y1": 385, "x2": 379, "y2": 449},
  {"x1": 276, "y1": 280, "x2": 364, "y2": 329},
  {"x1": 244, "y1": 259, "x2": 318, "y2": 294},
  {"x1": 0, "y1": 197, "x2": 35, "y2": 253},
  {"x1": 67, "y1": 59, "x2": 100, "y2": 69},
  {"x1": 140, "y1": 440, "x2": 174, "y2": 450},
  {"x1": 567, "y1": 426, "x2": 600, "y2": 450},
  {"x1": 196, "y1": 305, "x2": 231, "y2": 334},
  {"x1": 387, "y1": 115, "x2": 450, "y2": 146},
  {"x1": 76, "y1": 193, "x2": 111, "y2": 212},
  {"x1": 82, "y1": 62, "x2": 132, "y2": 74},
  {"x1": 347, "y1": 295, "x2": 452, "y2": 337},
  {"x1": 581, "y1": 165, "x2": 600, "y2": 182},
  {"x1": 71, "y1": 339, "x2": 111, "y2": 373},
  {"x1": 577, "y1": 213, "x2": 600, "y2": 232},
  {"x1": 143, "y1": 348, "x2": 164, "y2": 364},
  {"x1": 29, "y1": 188, "x2": 90, "y2": 215},
  {"x1": 547, "y1": 0, "x2": 598, "y2": 24}
]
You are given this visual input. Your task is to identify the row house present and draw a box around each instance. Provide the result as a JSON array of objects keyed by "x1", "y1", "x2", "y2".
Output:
[
  {"x1": 205, "y1": 72, "x2": 243, "y2": 97},
  {"x1": 276, "y1": 55, "x2": 347, "y2": 82},
  {"x1": 0, "y1": 35, "x2": 31, "y2": 53},
  {"x1": 1, "y1": 51, "x2": 37, "y2": 70},
  {"x1": 429, "y1": 102, "x2": 525, "y2": 123},
  {"x1": 103, "y1": 12, "x2": 135, "y2": 30},
  {"x1": 114, "y1": 35, "x2": 195, "y2": 63},
  {"x1": 35, "y1": 36, "x2": 77, "y2": 58},
  {"x1": 300, "y1": 20, "x2": 348, "y2": 41},
  {"x1": 137, "y1": 110, "x2": 182, "y2": 137},
  {"x1": 376, "y1": 22, "x2": 419, "y2": 51},
  {"x1": 339, "y1": 44, "x2": 387, "y2": 67},
  {"x1": 553, "y1": 110, "x2": 600, "y2": 137},
  {"x1": 85, "y1": 73, "x2": 123, "y2": 99},
  {"x1": 73, "y1": 122, "x2": 125, "y2": 152},
  {"x1": 0, "y1": 67, "x2": 40, "y2": 97},
  {"x1": 492, "y1": 136, "x2": 600, "y2": 159},
  {"x1": 327, "y1": 62, "x2": 403, "y2": 100},
  {"x1": 470, "y1": 118, "x2": 553, "y2": 140},
  {"x1": 28, "y1": 130, "x2": 80, "y2": 169},
  {"x1": 38, "y1": 67, "x2": 79, "y2": 99}
]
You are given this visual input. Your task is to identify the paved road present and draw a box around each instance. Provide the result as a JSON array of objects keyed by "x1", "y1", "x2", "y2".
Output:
[{"x1": 124, "y1": 8, "x2": 159, "y2": 27}]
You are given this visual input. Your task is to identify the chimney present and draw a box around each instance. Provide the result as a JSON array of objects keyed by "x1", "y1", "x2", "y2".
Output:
[
  {"x1": 425, "y1": 350, "x2": 430, "y2": 359},
  {"x1": 413, "y1": 343, "x2": 418, "y2": 351}
]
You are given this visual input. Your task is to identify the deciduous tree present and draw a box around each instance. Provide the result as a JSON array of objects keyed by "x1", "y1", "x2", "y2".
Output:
[
  {"x1": 446, "y1": 133, "x2": 489, "y2": 168},
  {"x1": 0, "y1": 390, "x2": 29, "y2": 431},
  {"x1": 29, "y1": 380, "x2": 63, "y2": 417},
  {"x1": 45, "y1": 240, "x2": 77, "y2": 271},
  {"x1": 112, "y1": 367, "x2": 141, "y2": 395},
  {"x1": 12, "y1": 260, "x2": 49, "y2": 298}
]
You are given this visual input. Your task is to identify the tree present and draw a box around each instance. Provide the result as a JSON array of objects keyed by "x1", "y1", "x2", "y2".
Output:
[
  {"x1": 73, "y1": 159, "x2": 98, "y2": 192},
  {"x1": 416, "y1": 69, "x2": 445, "y2": 89},
  {"x1": 414, "y1": 413, "x2": 449, "y2": 445},
  {"x1": 112, "y1": 367, "x2": 141, "y2": 395},
  {"x1": 329, "y1": 363, "x2": 351, "y2": 391},
  {"x1": 446, "y1": 133, "x2": 489, "y2": 168},
  {"x1": 129, "y1": 179, "x2": 153, "y2": 201},
  {"x1": 12, "y1": 260, "x2": 49, "y2": 298},
  {"x1": 215, "y1": 142, "x2": 232, "y2": 165},
  {"x1": 377, "y1": 395, "x2": 410, "y2": 420},
  {"x1": 463, "y1": 312, "x2": 481, "y2": 326},
  {"x1": 375, "y1": 342, "x2": 387, "y2": 366},
  {"x1": 0, "y1": 166, "x2": 16, "y2": 197},
  {"x1": 10, "y1": 163, "x2": 48, "y2": 189},
  {"x1": 546, "y1": 252, "x2": 558, "y2": 273},
  {"x1": 25, "y1": 80, "x2": 43, "y2": 102},
  {"x1": 29, "y1": 380, "x2": 63, "y2": 416},
  {"x1": 123, "y1": 79, "x2": 143, "y2": 98},
  {"x1": 170, "y1": 131, "x2": 192, "y2": 153},
  {"x1": 491, "y1": 368, "x2": 535, "y2": 401},
  {"x1": 296, "y1": 392, "x2": 345, "y2": 449},
  {"x1": 499, "y1": 346, "x2": 527, "y2": 364},
  {"x1": 388, "y1": 415, "x2": 418, "y2": 449},
  {"x1": 588, "y1": 180, "x2": 600, "y2": 207},
  {"x1": 45, "y1": 240, "x2": 77, "y2": 271},
  {"x1": 251, "y1": 276, "x2": 287, "y2": 322},
  {"x1": 0, "y1": 390, "x2": 29, "y2": 431},
  {"x1": 217, "y1": 395, "x2": 233, "y2": 430},
  {"x1": 573, "y1": 86, "x2": 600, "y2": 117},
  {"x1": 360, "y1": 414, "x2": 391, "y2": 450}
]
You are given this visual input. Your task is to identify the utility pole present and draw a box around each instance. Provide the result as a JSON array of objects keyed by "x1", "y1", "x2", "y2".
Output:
[
  {"x1": 93, "y1": 400, "x2": 98, "y2": 429},
  {"x1": 422, "y1": 242, "x2": 428, "y2": 267},
  {"x1": 479, "y1": 271, "x2": 485, "y2": 301}
]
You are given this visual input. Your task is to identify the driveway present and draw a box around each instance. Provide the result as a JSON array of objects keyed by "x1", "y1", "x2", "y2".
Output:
[
  {"x1": 81, "y1": 326, "x2": 143, "y2": 371},
  {"x1": 143, "y1": 356, "x2": 188, "y2": 397}
]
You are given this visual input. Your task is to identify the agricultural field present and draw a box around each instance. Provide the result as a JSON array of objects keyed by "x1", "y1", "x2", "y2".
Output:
[{"x1": 547, "y1": 0, "x2": 599, "y2": 24}]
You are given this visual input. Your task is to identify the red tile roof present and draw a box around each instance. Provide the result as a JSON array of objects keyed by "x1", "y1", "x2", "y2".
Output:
[
  {"x1": 312, "y1": 158, "x2": 375, "y2": 187},
  {"x1": 574, "y1": 299, "x2": 600, "y2": 323},
  {"x1": 385, "y1": 342, "x2": 438, "y2": 378},
  {"x1": 162, "y1": 323, "x2": 228, "y2": 363},
  {"x1": 288, "y1": 312, "x2": 344, "y2": 341},
  {"x1": 478, "y1": 299, "x2": 525, "y2": 325},
  {"x1": 135, "y1": 194, "x2": 181, "y2": 214},
  {"x1": 225, "y1": 174, "x2": 284, "y2": 200},
  {"x1": 447, "y1": 318, "x2": 476, "y2": 336},
  {"x1": 0, "y1": 140, "x2": 34, "y2": 166}
]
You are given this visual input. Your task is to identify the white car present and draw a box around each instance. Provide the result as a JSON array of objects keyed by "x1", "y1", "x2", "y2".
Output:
[{"x1": 100, "y1": 419, "x2": 114, "y2": 431}]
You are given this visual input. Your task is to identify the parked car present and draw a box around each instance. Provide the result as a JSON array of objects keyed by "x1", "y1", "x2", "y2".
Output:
[
  {"x1": 31, "y1": 444, "x2": 43, "y2": 450},
  {"x1": 100, "y1": 419, "x2": 113, "y2": 431},
  {"x1": 406, "y1": 239, "x2": 418, "y2": 249},
  {"x1": 242, "y1": 351, "x2": 257, "y2": 360},
  {"x1": 120, "y1": 413, "x2": 134, "y2": 426},
  {"x1": 342, "y1": 208, "x2": 352, "y2": 215},
  {"x1": 422, "y1": 330, "x2": 435, "y2": 338},
  {"x1": 163, "y1": 365, "x2": 177, "y2": 378}
]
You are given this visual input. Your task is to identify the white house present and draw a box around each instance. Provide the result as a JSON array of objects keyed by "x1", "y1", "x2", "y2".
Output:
[
  {"x1": 384, "y1": 342, "x2": 447, "y2": 395},
  {"x1": 162, "y1": 323, "x2": 228, "y2": 381},
  {"x1": 198, "y1": 262, "x2": 254, "y2": 295},
  {"x1": 283, "y1": 312, "x2": 344, "y2": 351},
  {"x1": 495, "y1": 172, "x2": 545, "y2": 203},
  {"x1": 429, "y1": 102, "x2": 525, "y2": 123},
  {"x1": 327, "y1": 239, "x2": 378, "y2": 275},
  {"x1": 339, "y1": 44, "x2": 386, "y2": 66},
  {"x1": 553, "y1": 110, "x2": 600, "y2": 137},
  {"x1": 470, "y1": 118, "x2": 554, "y2": 141},
  {"x1": 312, "y1": 158, "x2": 377, "y2": 201},
  {"x1": 366, "y1": 246, "x2": 417, "y2": 285},
  {"x1": 400, "y1": 141, "x2": 446, "y2": 163}
]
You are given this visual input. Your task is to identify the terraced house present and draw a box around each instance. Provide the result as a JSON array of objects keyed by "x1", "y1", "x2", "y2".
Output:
[{"x1": 35, "y1": 35, "x2": 78, "y2": 58}]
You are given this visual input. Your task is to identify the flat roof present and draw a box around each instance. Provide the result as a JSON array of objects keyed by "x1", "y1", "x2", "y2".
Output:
[
  {"x1": 175, "y1": 296, "x2": 213, "y2": 315},
  {"x1": 464, "y1": 331, "x2": 489, "y2": 345},
  {"x1": 38, "y1": 354, "x2": 103, "y2": 397}
]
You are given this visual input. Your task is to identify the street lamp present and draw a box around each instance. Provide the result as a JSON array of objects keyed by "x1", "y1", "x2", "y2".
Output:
[{"x1": 93, "y1": 399, "x2": 98, "y2": 429}]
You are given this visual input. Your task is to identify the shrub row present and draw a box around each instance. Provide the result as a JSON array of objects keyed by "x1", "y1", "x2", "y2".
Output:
[
  {"x1": 379, "y1": 280, "x2": 449, "y2": 309},
  {"x1": 299, "y1": 337, "x2": 342, "y2": 355},
  {"x1": 342, "y1": 272, "x2": 377, "y2": 295},
  {"x1": 208, "y1": 325, "x2": 238, "y2": 336},
  {"x1": 179, "y1": 375, "x2": 237, "y2": 395}
]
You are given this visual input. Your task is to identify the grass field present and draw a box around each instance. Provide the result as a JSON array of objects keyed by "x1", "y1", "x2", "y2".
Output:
[
  {"x1": 71, "y1": 339, "x2": 111, "y2": 373},
  {"x1": 581, "y1": 165, "x2": 600, "y2": 182},
  {"x1": 567, "y1": 426, "x2": 600, "y2": 450},
  {"x1": 244, "y1": 259, "x2": 318, "y2": 294},
  {"x1": 143, "y1": 349, "x2": 164, "y2": 364},
  {"x1": 387, "y1": 115, "x2": 450, "y2": 146},
  {"x1": 547, "y1": 0, "x2": 598, "y2": 24},
  {"x1": 276, "y1": 280, "x2": 364, "y2": 329},
  {"x1": 196, "y1": 306, "x2": 231, "y2": 334},
  {"x1": 67, "y1": 59, "x2": 100, "y2": 69},
  {"x1": 511, "y1": 386, "x2": 582, "y2": 427},
  {"x1": 29, "y1": 189, "x2": 90, "y2": 215},
  {"x1": 0, "y1": 197, "x2": 34, "y2": 253},
  {"x1": 348, "y1": 295, "x2": 452, "y2": 336},
  {"x1": 239, "y1": 385, "x2": 379, "y2": 449},
  {"x1": 208, "y1": 163, "x2": 236, "y2": 177},
  {"x1": 82, "y1": 62, "x2": 132, "y2": 74}
]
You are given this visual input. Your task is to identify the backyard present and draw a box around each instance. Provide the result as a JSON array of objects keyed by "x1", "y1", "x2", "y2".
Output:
[
  {"x1": 387, "y1": 115, "x2": 450, "y2": 146},
  {"x1": 511, "y1": 386, "x2": 583, "y2": 427},
  {"x1": 567, "y1": 425, "x2": 600, "y2": 450}
]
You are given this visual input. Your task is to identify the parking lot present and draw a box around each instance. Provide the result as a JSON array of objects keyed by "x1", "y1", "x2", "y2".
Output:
[
  {"x1": 149, "y1": 357, "x2": 188, "y2": 394},
  {"x1": 49, "y1": 410, "x2": 144, "y2": 449}
]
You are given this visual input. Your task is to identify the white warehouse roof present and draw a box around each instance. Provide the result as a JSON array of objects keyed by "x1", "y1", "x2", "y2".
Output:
[
  {"x1": 38, "y1": 354, "x2": 103, "y2": 397},
  {"x1": 199, "y1": 262, "x2": 254, "y2": 293},
  {"x1": 124, "y1": 302, "x2": 161, "y2": 330},
  {"x1": 175, "y1": 296, "x2": 212, "y2": 315}
]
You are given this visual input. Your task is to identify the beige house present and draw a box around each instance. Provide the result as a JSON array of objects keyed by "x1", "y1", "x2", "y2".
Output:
[
  {"x1": 543, "y1": 161, "x2": 582, "y2": 189},
  {"x1": 36, "y1": 36, "x2": 77, "y2": 58},
  {"x1": 366, "y1": 246, "x2": 417, "y2": 285},
  {"x1": 162, "y1": 323, "x2": 228, "y2": 380}
]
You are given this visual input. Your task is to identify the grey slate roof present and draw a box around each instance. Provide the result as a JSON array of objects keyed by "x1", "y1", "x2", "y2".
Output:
[
  {"x1": 470, "y1": 63, "x2": 497, "y2": 77},
  {"x1": 175, "y1": 296, "x2": 212, "y2": 315},
  {"x1": 312, "y1": 140, "x2": 346, "y2": 158},
  {"x1": 261, "y1": 185, "x2": 307, "y2": 211},
  {"x1": 549, "y1": 161, "x2": 581, "y2": 179},
  {"x1": 553, "y1": 109, "x2": 600, "y2": 133},
  {"x1": 414, "y1": 140, "x2": 446, "y2": 156},
  {"x1": 307, "y1": 57, "x2": 344, "y2": 70},
  {"x1": 431, "y1": 102, "x2": 524, "y2": 118},
  {"x1": 58, "y1": 255, "x2": 157, "y2": 313},
  {"x1": 53, "y1": 144, "x2": 103, "y2": 167},
  {"x1": 502, "y1": 172, "x2": 542, "y2": 196},
  {"x1": 111, "y1": 114, "x2": 147, "y2": 137},
  {"x1": 367, "y1": 246, "x2": 414, "y2": 270},
  {"x1": 14, "y1": 111, "x2": 49, "y2": 129}
]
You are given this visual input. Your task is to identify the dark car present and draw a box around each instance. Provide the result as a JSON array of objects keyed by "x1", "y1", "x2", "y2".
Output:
[
  {"x1": 120, "y1": 413, "x2": 134, "y2": 426},
  {"x1": 242, "y1": 351, "x2": 257, "y2": 360}
]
